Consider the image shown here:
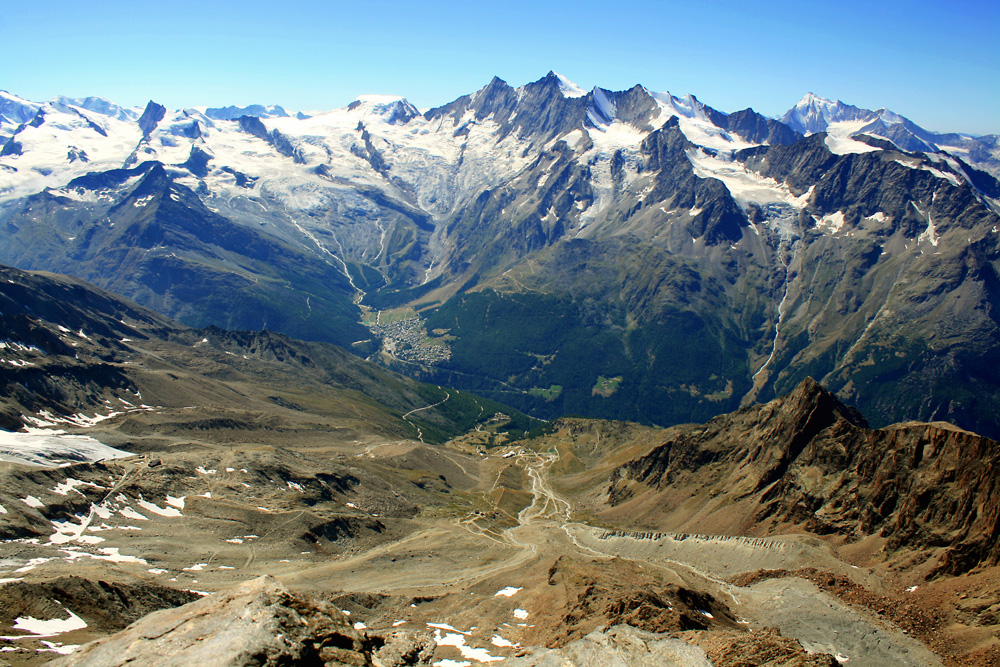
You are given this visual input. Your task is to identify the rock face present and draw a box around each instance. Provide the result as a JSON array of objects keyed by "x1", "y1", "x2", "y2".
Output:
[
  {"x1": 0, "y1": 577, "x2": 199, "y2": 636},
  {"x1": 607, "y1": 378, "x2": 1000, "y2": 574},
  {"x1": 49, "y1": 576, "x2": 434, "y2": 667}
]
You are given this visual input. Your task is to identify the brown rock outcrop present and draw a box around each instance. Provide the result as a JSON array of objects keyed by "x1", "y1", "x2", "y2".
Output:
[
  {"x1": 48, "y1": 576, "x2": 434, "y2": 667},
  {"x1": 608, "y1": 378, "x2": 1000, "y2": 574}
]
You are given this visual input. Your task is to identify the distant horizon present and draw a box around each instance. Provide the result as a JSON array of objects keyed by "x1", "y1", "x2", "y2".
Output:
[
  {"x1": 6, "y1": 0, "x2": 998, "y2": 136},
  {"x1": 6, "y1": 77, "x2": 996, "y2": 140}
]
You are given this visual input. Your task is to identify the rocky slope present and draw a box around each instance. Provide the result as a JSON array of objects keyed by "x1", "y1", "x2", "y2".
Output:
[
  {"x1": 1, "y1": 331, "x2": 982, "y2": 666},
  {"x1": 47, "y1": 576, "x2": 434, "y2": 667},
  {"x1": 605, "y1": 378, "x2": 1000, "y2": 575},
  {"x1": 0, "y1": 263, "x2": 535, "y2": 444}
]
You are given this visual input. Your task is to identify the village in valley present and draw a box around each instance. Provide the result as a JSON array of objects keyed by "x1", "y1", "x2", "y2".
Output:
[{"x1": 363, "y1": 308, "x2": 452, "y2": 366}]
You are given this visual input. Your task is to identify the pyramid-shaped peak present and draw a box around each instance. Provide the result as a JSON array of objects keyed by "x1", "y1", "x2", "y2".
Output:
[{"x1": 777, "y1": 377, "x2": 869, "y2": 429}]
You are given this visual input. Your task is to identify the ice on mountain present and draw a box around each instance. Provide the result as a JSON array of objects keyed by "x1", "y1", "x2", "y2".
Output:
[
  {"x1": 824, "y1": 133, "x2": 881, "y2": 155},
  {"x1": 553, "y1": 72, "x2": 586, "y2": 98}
]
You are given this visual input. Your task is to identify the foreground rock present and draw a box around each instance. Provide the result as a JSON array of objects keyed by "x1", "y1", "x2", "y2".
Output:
[{"x1": 49, "y1": 576, "x2": 434, "y2": 667}]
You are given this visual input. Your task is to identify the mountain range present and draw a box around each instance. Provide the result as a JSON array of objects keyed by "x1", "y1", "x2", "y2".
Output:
[{"x1": 1, "y1": 73, "x2": 999, "y2": 441}]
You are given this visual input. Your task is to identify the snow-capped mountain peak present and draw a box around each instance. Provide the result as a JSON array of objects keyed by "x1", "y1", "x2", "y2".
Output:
[
  {"x1": 51, "y1": 95, "x2": 139, "y2": 122},
  {"x1": 780, "y1": 93, "x2": 877, "y2": 134},
  {"x1": 0, "y1": 90, "x2": 42, "y2": 136},
  {"x1": 345, "y1": 94, "x2": 420, "y2": 125},
  {"x1": 552, "y1": 71, "x2": 587, "y2": 99}
]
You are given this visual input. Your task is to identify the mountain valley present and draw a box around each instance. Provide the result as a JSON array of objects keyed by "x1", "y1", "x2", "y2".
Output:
[
  {"x1": 2, "y1": 75, "x2": 999, "y2": 437},
  {"x1": 1, "y1": 75, "x2": 1000, "y2": 666},
  {"x1": 0, "y1": 266, "x2": 996, "y2": 664}
]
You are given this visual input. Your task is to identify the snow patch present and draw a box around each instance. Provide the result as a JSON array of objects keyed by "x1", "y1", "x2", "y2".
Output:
[
  {"x1": 22, "y1": 495, "x2": 45, "y2": 509},
  {"x1": 10, "y1": 608, "x2": 87, "y2": 636},
  {"x1": 553, "y1": 72, "x2": 586, "y2": 99},
  {"x1": 494, "y1": 586, "x2": 521, "y2": 597},
  {"x1": 0, "y1": 430, "x2": 133, "y2": 468},
  {"x1": 432, "y1": 630, "x2": 503, "y2": 663},
  {"x1": 118, "y1": 507, "x2": 148, "y2": 521},
  {"x1": 816, "y1": 211, "x2": 847, "y2": 234},
  {"x1": 136, "y1": 498, "x2": 183, "y2": 517},
  {"x1": 824, "y1": 134, "x2": 881, "y2": 155},
  {"x1": 52, "y1": 478, "x2": 104, "y2": 496}
]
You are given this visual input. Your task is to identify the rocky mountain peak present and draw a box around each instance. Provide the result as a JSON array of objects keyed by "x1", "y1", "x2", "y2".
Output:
[
  {"x1": 781, "y1": 93, "x2": 875, "y2": 134},
  {"x1": 203, "y1": 103, "x2": 288, "y2": 121},
  {"x1": 136, "y1": 100, "x2": 166, "y2": 138},
  {"x1": 346, "y1": 94, "x2": 420, "y2": 125},
  {"x1": 775, "y1": 377, "x2": 869, "y2": 430}
]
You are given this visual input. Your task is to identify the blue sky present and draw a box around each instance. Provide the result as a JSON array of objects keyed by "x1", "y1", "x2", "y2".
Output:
[{"x1": 4, "y1": 0, "x2": 998, "y2": 134}]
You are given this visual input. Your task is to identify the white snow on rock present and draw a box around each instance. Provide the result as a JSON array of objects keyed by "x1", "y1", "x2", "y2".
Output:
[
  {"x1": 49, "y1": 514, "x2": 105, "y2": 546},
  {"x1": 137, "y1": 498, "x2": 183, "y2": 517},
  {"x1": 427, "y1": 623, "x2": 469, "y2": 635},
  {"x1": 14, "y1": 557, "x2": 53, "y2": 573},
  {"x1": 494, "y1": 586, "x2": 521, "y2": 597},
  {"x1": 39, "y1": 640, "x2": 80, "y2": 654},
  {"x1": 513, "y1": 609, "x2": 529, "y2": 620},
  {"x1": 816, "y1": 211, "x2": 847, "y2": 234},
  {"x1": 59, "y1": 547, "x2": 147, "y2": 565},
  {"x1": 52, "y1": 478, "x2": 104, "y2": 496},
  {"x1": 118, "y1": 507, "x2": 148, "y2": 521},
  {"x1": 0, "y1": 430, "x2": 133, "y2": 467},
  {"x1": 824, "y1": 133, "x2": 881, "y2": 155},
  {"x1": 22, "y1": 495, "x2": 45, "y2": 509},
  {"x1": 432, "y1": 629, "x2": 503, "y2": 663},
  {"x1": 9, "y1": 608, "x2": 87, "y2": 636},
  {"x1": 554, "y1": 72, "x2": 586, "y2": 99},
  {"x1": 687, "y1": 148, "x2": 812, "y2": 212}
]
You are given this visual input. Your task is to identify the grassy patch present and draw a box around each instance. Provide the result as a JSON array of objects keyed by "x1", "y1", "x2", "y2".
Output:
[
  {"x1": 529, "y1": 385, "x2": 563, "y2": 401},
  {"x1": 592, "y1": 376, "x2": 622, "y2": 397}
]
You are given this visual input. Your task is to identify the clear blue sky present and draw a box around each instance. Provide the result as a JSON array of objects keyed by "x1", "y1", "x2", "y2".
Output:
[{"x1": 4, "y1": 0, "x2": 998, "y2": 135}]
